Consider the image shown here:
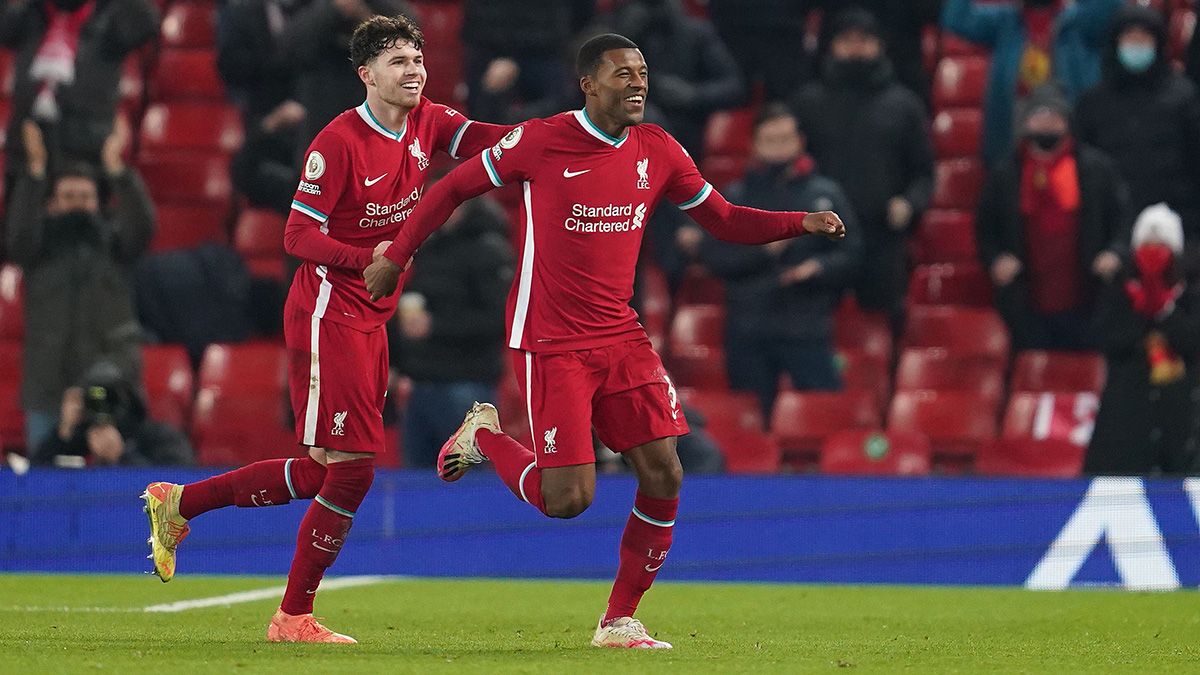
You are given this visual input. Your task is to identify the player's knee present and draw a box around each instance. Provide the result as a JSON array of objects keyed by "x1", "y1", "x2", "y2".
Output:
[
  {"x1": 544, "y1": 483, "x2": 593, "y2": 519},
  {"x1": 638, "y1": 453, "x2": 683, "y2": 498}
]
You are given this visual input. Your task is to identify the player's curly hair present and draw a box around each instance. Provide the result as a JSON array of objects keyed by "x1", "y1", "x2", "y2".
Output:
[{"x1": 349, "y1": 15, "x2": 424, "y2": 68}]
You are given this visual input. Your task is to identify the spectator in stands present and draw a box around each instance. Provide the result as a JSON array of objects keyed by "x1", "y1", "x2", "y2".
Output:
[
  {"x1": 7, "y1": 117, "x2": 153, "y2": 451},
  {"x1": 707, "y1": 0, "x2": 814, "y2": 103},
  {"x1": 700, "y1": 105, "x2": 861, "y2": 417},
  {"x1": 462, "y1": 0, "x2": 592, "y2": 125},
  {"x1": 388, "y1": 197, "x2": 512, "y2": 468},
  {"x1": 1087, "y1": 204, "x2": 1200, "y2": 476},
  {"x1": 975, "y1": 86, "x2": 1127, "y2": 351},
  {"x1": 0, "y1": 0, "x2": 160, "y2": 217},
  {"x1": 789, "y1": 9, "x2": 932, "y2": 324},
  {"x1": 941, "y1": 0, "x2": 1122, "y2": 165},
  {"x1": 31, "y1": 361, "x2": 194, "y2": 467},
  {"x1": 1076, "y1": 5, "x2": 1200, "y2": 244},
  {"x1": 218, "y1": 0, "x2": 307, "y2": 215},
  {"x1": 280, "y1": 0, "x2": 415, "y2": 150},
  {"x1": 605, "y1": 0, "x2": 744, "y2": 157}
]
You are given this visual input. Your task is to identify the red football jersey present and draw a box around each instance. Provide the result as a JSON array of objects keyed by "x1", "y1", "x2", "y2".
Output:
[
  {"x1": 481, "y1": 110, "x2": 713, "y2": 352},
  {"x1": 286, "y1": 97, "x2": 502, "y2": 331}
]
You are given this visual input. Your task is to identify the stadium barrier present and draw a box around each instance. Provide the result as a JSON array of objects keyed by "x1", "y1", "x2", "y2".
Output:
[{"x1": 2, "y1": 469, "x2": 1198, "y2": 589}]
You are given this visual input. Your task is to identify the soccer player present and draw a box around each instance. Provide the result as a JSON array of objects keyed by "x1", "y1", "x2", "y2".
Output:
[
  {"x1": 140, "y1": 15, "x2": 511, "y2": 643},
  {"x1": 362, "y1": 33, "x2": 846, "y2": 648}
]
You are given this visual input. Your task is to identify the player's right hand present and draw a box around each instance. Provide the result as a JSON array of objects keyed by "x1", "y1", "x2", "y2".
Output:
[{"x1": 802, "y1": 211, "x2": 846, "y2": 240}]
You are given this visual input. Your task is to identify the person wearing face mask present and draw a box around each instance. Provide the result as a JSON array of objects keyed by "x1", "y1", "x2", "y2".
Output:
[
  {"x1": 975, "y1": 85, "x2": 1128, "y2": 351},
  {"x1": 699, "y1": 105, "x2": 861, "y2": 418},
  {"x1": 6, "y1": 117, "x2": 153, "y2": 452},
  {"x1": 941, "y1": 0, "x2": 1122, "y2": 165},
  {"x1": 0, "y1": 0, "x2": 159, "y2": 223},
  {"x1": 1086, "y1": 203, "x2": 1200, "y2": 476},
  {"x1": 1076, "y1": 6, "x2": 1200, "y2": 246},
  {"x1": 789, "y1": 9, "x2": 932, "y2": 325}
]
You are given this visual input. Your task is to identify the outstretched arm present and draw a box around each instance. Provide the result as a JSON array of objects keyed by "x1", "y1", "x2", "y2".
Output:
[{"x1": 682, "y1": 185, "x2": 844, "y2": 243}]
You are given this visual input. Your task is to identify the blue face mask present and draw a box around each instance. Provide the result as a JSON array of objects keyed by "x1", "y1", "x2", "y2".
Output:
[{"x1": 1118, "y1": 44, "x2": 1157, "y2": 74}]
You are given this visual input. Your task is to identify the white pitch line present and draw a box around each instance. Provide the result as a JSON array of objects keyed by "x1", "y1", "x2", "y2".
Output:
[{"x1": 142, "y1": 575, "x2": 390, "y2": 613}]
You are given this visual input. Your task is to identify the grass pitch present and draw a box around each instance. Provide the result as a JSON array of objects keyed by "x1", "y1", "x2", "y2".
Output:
[{"x1": 0, "y1": 574, "x2": 1196, "y2": 673}]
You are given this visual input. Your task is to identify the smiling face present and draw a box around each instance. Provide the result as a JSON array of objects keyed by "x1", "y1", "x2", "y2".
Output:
[
  {"x1": 359, "y1": 40, "x2": 426, "y2": 111},
  {"x1": 583, "y1": 47, "x2": 648, "y2": 127}
]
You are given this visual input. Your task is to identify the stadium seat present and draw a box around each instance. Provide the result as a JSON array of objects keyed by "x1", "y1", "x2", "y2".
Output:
[
  {"x1": 637, "y1": 264, "x2": 671, "y2": 352},
  {"x1": 679, "y1": 389, "x2": 780, "y2": 473},
  {"x1": 833, "y1": 349, "x2": 891, "y2": 410},
  {"x1": 669, "y1": 304, "x2": 724, "y2": 352},
  {"x1": 409, "y1": 0, "x2": 464, "y2": 104},
  {"x1": 1001, "y1": 391, "x2": 1099, "y2": 445},
  {"x1": 911, "y1": 209, "x2": 978, "y2": 263},
  {"x1": 932, "y1": 108, "x2": 983, "y2": 159},
  {"x1": 118, "y1": 53, "x2": 146, "y2": 112},
  {"x1": 939, "y1": 33, "x2": 990, "y2": 58},
  {"x1": 160, "y1": 2, "x2": 217, "y2": 49},
  {"x1": 1010, "y1": 350, "x2": 1106, "y2": 395},
  {"x1": 198, "y1": 342, "x2": 288, "y2": 395},
  {"x1": 151, "y1": 204, "x2": 229, "y2": 251},
  {"x1": 906, "y1": 262, "x2": 992, "y2": 307},
  {"x1": 142, "y1": 344, "x2": 194, "y2": 432},
  {"x1": 0, "y1": 99, "x2": 9, "y2": 150},
  {"x1": 1168, "y1": 9, "x2": 1196, "y2": 62},
  {"x1": 901, "y1": 305, "x2": 1010, "y2": 362},
  {"x1": 139, "y1": 103, "x2": 243, "y2": 155},
  {"x1": 0, "y1": 48, "x2": 12, "y2": 97},
  {"x1": 932, "y1": 158, "x2": 984, "y2": 210},
  {"x1": 703, "y1": 106, "x2": 756, "y2": 159},
  {"x1": 667, "y1": 346, "x2": 729, "y2": 390},
  {"x1": 0, "y1": 340, "x2": 23, "y2": 450},
  {"x1": 894, "y1": 348, "x2": 1005, "y2": 402},
  {"x1": 887, "y1": 389, "x2": 998, "y2": 462},
  {"x1": 820, "y1": 429, "x2": 932, "y2": 476},
  {"x1": 976, "y1": 438, "x2": 1085, "y2": 478},
  {"x1": 137, "y1": 154, "x2": 233, "y2": 207},
  {"x1": 932, "y1": 55, "x2": 989, "y2": 109},
  {"x1": 234, "y1": 208, "x2": 286, "y2": 259},
  {"x1": 771, "y1": 389, "x2": 882, "y2": 465},
  {"x1": 699, "y1": 154, "x2": 749, "y2": 190},
  {"x1": 152, "y1": 49, "x2": 226, "y2": 101},
  {"x1": 0, "y1": 264, "x2": 23, "y2": 341},
  {"x1": 833, "y1": 300, "x2": 893, "y2": 364},
  {"x1": 674, "y1": 265, "x2": 725, "y2": 307},
  {"x1": 192, "y1": 392, "x2": 298, "y2": 466}
]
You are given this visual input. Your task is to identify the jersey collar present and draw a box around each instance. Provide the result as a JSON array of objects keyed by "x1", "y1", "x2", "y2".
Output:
[
  {"x1": 357, "y1": 101, "x2": 408, "y2": 141},
  {"x1": 573, "y1": 108, "x2": 628, "y2": 149}
]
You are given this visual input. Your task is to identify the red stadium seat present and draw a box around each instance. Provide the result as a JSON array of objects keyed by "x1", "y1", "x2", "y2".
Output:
[
  {"x1": 160, "y1": 2, "x2": 217, "y2": 49},
  {"x1": 887, "y1": 389, "x2": 998, "y2": 462},
  {"x1": 976, "y1": 438, "x2": 1085, "y2": 478},
  {"x1": 932, "y1": 108, "x2": 983, "y2": 159},
  {"x1": 674, "y1": 265, "x2": 725, "y2": 307},
  {"x1": 911, "y1": 209, "x2": 978, "y2": 263},
  {"x1": 894, "y1": 348, "x2": 1005, "y2": 402},
  {"x1": 906, "y1": 262, "x2": 992, "y2": 307},
  {"x1": 1010, "y1": 350, "x2": 1106, "y2": 395},
  {"x1": 834, "y1": 349, "x2": 891, "y2": 410},
  {"x1": 771, "y1": 389, "x2": 882, "y2": 465},
  {"x1": 939, "y1": 33, "x2": 990, "y2": 58},
  {"x1": 902, "y1": 305, "x2": 1009, "y2": 362},
  {"x1": 0, "y1": 340, "x2": 23, "y2": 449},
  {"x1": 151, "y1": 204, "x2": 229, "y2": 251},
  {"x1": 1168, "y1": 9, "x2": 1196, "y2": 62},
  {"x1": 192, "y1": 342, "x2": 294, "y2": 465},
  {"x1": 0, "y1": 99, "x2": 10, "y2": 151},
  {"x1": 932, "y1": 158, "x2": 984, "y2": 210},
  {"x1": 140, "y1": 103, "x2": 243, "y2": 155},
  {"x1": 142, "y1": 344, "x2": 194, "y2": 431},
  {"x1": 669, "y1": 304, "x2": 724, "y2": 351},
  {"x1": 137, "y1": 154, "x2": 233, "y2": 207},
  {"x1": 679, "y1": 389, "x2": 780, "y2": 473},
  {"x1": 699, "y1": 154, "x2": 749, "y2": 190},
  {"x1": 410, "y1": 0, "x2": 464, "y2": 104},
  {"x1": 198, "y1": 342, "x2": 288, "y2": 394},
  {"x1": 234, "y1": 208, "x2": 286, "y2": 259},
  {"x1": 152, "y1": 49, "x2": 226, "y2": 101},
  {"x1": 820, "y1": 429, "x2": 932, "y2": 476},
  {"x1": 932, "y1": 56, "x2": 989, "y2": 109},
  {"x1": 638, "y1": 264, "x2": 671, "y2": 352},
  {"x1": 0, "y1": 49, "x2": 12, "y2": 97},
  {"x1": 833, "y1": 300, "x2": 893, "y2": 364},
  {"x1": 1001, "y1": 391, "x2": 1099, "y2": 444},
  {"x1": 667, "y1": 346, "x2": 729, "y2": 389},
  {"x1": 0, "y1": 264, "x2": 23, "y2": 341},
  {"x1": 704, "y1": 106, "x2": 756, "y2": 159}
]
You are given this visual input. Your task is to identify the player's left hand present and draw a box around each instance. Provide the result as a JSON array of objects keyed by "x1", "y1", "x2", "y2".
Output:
[
  {"x1": 802, "y1": 211, "x2": 846, "y2": 240},
  {"x1": 373, "y1": 241, "x2": 392, "y2": 263}
]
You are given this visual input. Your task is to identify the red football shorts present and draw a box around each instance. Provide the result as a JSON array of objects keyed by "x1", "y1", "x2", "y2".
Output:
[
  {"x1": 285, "y1": 304, "x2": 388, "y2": 453},
  {"x1": 513, "y1": 337, "x2": 689, "y2": 468}
]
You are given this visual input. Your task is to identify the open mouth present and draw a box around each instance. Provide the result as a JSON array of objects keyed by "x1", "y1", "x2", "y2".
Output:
[
  {"x1": 624, "y1": 94, "x2": 645, "y2": 108},
  {"x1": 401, "y1": 81, "x2": 421, "y2": 93}
]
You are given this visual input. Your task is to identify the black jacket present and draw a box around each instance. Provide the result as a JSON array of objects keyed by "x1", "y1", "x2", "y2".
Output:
[
  {"x1": 699, "y1": 162, "x2": 861, "y2": 341},
  {"x1": 1076, "y1": 5, "x2": 1200, "y2": 237},
  {"x1": 389, "y1": 200, "x2": 513, "y2": 384},
  {"x1": 975, "y1": 143, "x2": 1129, "y2": 281},
  {"x1": 789, "y1": 57, "x2": 932, "y2": 243},
  {"x1": 462, "y1": 0, "x2": 591, "y2": 55},
  {"x1": 1086, "y1": 278, "x2": 1200, "y2": 475},
  {"x1": 217, "y1": 0, "x2": 297, "y2": 126}
]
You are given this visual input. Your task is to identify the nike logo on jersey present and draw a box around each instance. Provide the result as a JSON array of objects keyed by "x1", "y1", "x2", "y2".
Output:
[
  {"x1": 644, "y1": 563, "x2": 664, "y2": 572},
  {"x1": 364, "y1": 174, "x2": 388, "y2": 186},
  {"x1": 563, "y1": 168, "x2": 591, "y2": 178}
]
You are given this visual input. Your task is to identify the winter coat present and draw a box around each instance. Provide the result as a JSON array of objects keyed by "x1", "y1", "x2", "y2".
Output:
[
  {"x1": 941, "y1": 0, "x2": 1123, "y2": 164},
  {"x1": 0, "y1": 0, "x2": 159, "y2": 171},
  {"x1": 1085, "y1": 279, "x2": 1200, "y2": 475},
  {"x1": 1075, "y1": 6, "x2": 1200, "y2": 239},
  {"x1": 789, "y1": 57, "x2": 932, "y2": 245},
  {"x1": 699, "y1": 162, "x2": 861, "y2": 342},
  {"x1": 6, "y1": 169, "x2": 154, "y2": 413}
]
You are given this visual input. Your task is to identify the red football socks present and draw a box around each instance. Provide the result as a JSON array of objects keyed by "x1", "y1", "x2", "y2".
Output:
[
  {"x1": 280, "y1": 457, "x2": 375, "y2": 616},
  {"x1": 178, "y1": 457, "x2": 327, "y2": 519},
  {"x1": 477, "y1": 429, "x2": 546, "y2": 514},
  {"x1": 603, "y1": 492, "x2": 679, "y2": 624}
]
